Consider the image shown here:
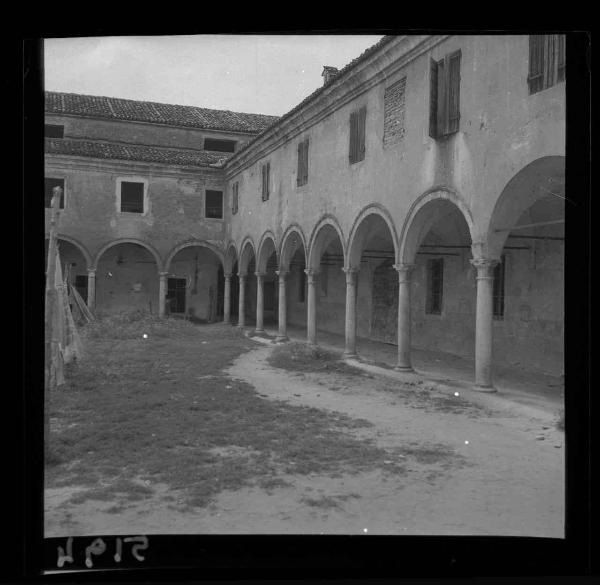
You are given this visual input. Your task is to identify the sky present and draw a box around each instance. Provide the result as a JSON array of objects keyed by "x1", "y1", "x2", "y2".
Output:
[{"x1": 44, "y1": 35, "x2": 384, "y2": 117}]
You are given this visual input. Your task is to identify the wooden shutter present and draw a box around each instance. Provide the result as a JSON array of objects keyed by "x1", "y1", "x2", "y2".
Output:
[
  {"x1": 429, "y1": 58, "x2": 438, "y2": 138},
  {"x1": 557, "y1": 34, "x2": 566, "y2": 82},
  {"x1": 266, "y1": 162, "x2": 270, "y2": 200},
  {"x1": 358, "y1": 106, "x2": 366, "y2": 161},
  {"x1": 303, "y1": 138, "x2": 309, "y2": 183},
  {"x1": 448, "y1": 50, "x2": 461, "y2": 134},
  {"x1": 528, "y1": 35, "x2": 544, "y2": 94},
  {"x1": 297, "y1": 142, "x2": 303, "y2": 185},
  {"x1": 261, "y1": 165, "x2": 266, "y2": 200},
  {"x1": 544, "y1": 34, "x2": 556, "y2": 89},
  {"x1": 437, "y1": 58, "x2": 447, "y2": 136},
  {"x1": 349, "y1": 110, "x2": 357, "y2": 163}
]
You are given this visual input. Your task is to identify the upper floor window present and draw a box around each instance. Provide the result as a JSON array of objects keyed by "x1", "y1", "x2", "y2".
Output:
[
  {"x1": 297, "y1": 138, "x2": 309, "y2": 186},
  {"x1": 429, "y1": 50, "x2": 461, "y2": 139},
  {"x1": 205, "y1": 190, "x2": 223, "y2": 219},
  {"x1": 261, "y1": 162, "x2": 270, "y2": 201},
  {"x1": 45, "y1": 124, "x2": 64, "y2": 138},
  {"x1": 231, "y1": 182, "x2": 239, "y2": 215},
  {"x1": 120, "y1": 181, "x2": 144, "y2": 213},
  {"x1": 349, "y1": 106, "x2": 366, "y2": 164},
  {"x1": 204, "y1": 138, "x2": 236, "y2": 152},
  {"x1": 426, "y1": 258, "x2": 444, "y2": 315},
  {"x1": 528, "y1": 35, "x2": 566, "y2": 94},
  {"x1": 493, "y1": 255, "x2": 506, "y2": 319},
  {"x1": 45, "y1": 177, "x2": 65, "y2": 209}
]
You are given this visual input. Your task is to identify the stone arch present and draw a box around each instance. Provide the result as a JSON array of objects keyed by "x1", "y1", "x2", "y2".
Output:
[
  {"x1": 224, "y1": 241, "x2": 238, "y2": 274},
  {"x1": 256, "y1": 231, "x2": 278, "y2": 273},
  {"x1": 164, "y1": 239, "x2": 224, "y2": 273},
  {"x1": 398, "y1": 187, "x2": 475, "y2": 265},
  {"x1": 279, "y1": 224, "x2": 308, "y2": 271},
  {"x1": 46, "y1": 234, "x2": 93, "y2": 269},
  {"x1": 307, "y1": 214, "x2": 347, "y2": 270},
  {"x1": 347, "y1": 203, "x2": 399, "y2": 269},
  {"x1": 93, "y1": 238, "x2": 163, "y2": 271},
  {"x1": 238, "y1": 237, "x2": 256, "y2": 275},
  {"x1": 486, "y1": 155, "x2": 565, "y2": 259}
]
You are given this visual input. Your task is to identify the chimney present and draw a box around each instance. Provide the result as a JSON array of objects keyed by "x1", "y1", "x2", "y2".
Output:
[{"x1": 322, "y1": 66, "x2": 339, "y2": 86}]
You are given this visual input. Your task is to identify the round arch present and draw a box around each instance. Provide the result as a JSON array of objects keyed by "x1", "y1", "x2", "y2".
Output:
[
  {"x1": 347, "y1": 203, "x2": 399, "y2": 269},
  {"x1": 164, "y1": 239, "x2": 224, "y2": 273},
  {"x1": 46, "y1": 234, "x2": 93, "y2": 269},
  {"x1": 256, "y1": 231, "x2": 278, "y2": 273},
  {"x1": 224, "y1": 241, "x2": 238, "y2": 274},
  {"x1": 238, "y1": 237, "x2": 256, "y2": 275},
  {"x1": 93, "y1": 238, "x2": 163, "y2": 271},
  {"x1": 279, "y1": 224, "x2": 308, "y2": 271},
  {"x1": 398, "y1": 187, "x2": 475, "y2": 265},
  {"x1": 307, "y1": 214, "x2": 347, "y2": 270},
  {"x1": 486, "y1": 155, "x2": 565, "y2": 258}
]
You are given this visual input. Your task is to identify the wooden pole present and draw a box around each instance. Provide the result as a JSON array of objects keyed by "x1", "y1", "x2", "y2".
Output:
[{"x1": 44, "y1": 187, "x2": 61, "y2": 459}]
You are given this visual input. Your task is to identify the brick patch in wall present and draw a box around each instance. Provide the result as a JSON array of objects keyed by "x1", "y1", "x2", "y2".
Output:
[{"x1": 383, "y1": 77, "x2": 406, "y2": 148}]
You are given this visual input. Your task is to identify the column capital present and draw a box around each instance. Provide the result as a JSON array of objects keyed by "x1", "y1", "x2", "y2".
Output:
[
  {"x1": 342, "y1": 266, "x2": 358, "y2": 284},
  {"x1": 342, "y1": 266, "x2": 358, "y2": 274},
  {"x1": 470, "y1": 257, "x2": 498, "y2": 279},
  {"x1": 158, "y1": 271, "x2": 169, "y2": 278},
  {"x1": 87, "y1": 268, "x2": 96, "y2": 275},
  {"x1": 238, "y1": 271, "x2": 247, "y2": 278},
  {"x1": 275, "y1": 270, "x2": 288, "y2": 278},
  {"x1": 304, "y1": 268, "x2": 319, "y2": 276},
  {"x1": 393, "y1": 263, "x2": 414, "y2": 283},
  {"x1": 255, "y1": 271, "x2": 266, "y2": 279},
  {"x1": 224, "y1": 272, "x2": 232, "y2": 279}
]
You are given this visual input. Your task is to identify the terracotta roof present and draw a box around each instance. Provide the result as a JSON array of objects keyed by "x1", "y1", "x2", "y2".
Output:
[
  {"x1": 227, "y1": 35, "x2": 396, "y2": 161},
  {"x1": 45, "y1": 138, "x2": 232, "y2": 168},
  {"x1": 45, "y1": 91, "x2": 280, "y2": 134}
]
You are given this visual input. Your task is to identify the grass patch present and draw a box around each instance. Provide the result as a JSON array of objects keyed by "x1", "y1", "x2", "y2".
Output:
[
  {"x1": 47, "y1": 315, "x2": 409, "y2": 510},
  {"x1": 267, "y1": 342, "x2": 364, "y2": 376}
]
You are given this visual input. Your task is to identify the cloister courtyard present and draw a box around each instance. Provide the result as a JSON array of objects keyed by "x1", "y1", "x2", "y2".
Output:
[{"x1": 45, "y1": 315, "x2": 564, "y2": 537}]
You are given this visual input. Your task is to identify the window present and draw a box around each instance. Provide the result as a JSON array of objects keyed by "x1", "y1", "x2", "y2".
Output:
[
  {"x1": 298, "y1": 267, "x2": 306, "y2": 303},
  {"x1": 45, "y1": 177, "x2": 65, "y2": 208},
  {"x1": 45, "y1": 124, "x2": 64, "y2": 138},
  {"x1": 205, "y1": 190, "x2": 223, "y2": 219},
  {"x1": 426, "y1": 258, "x2": 444, "y2": 315},
  {"x1": 204, "y1": 138, "x2": 236, "y2": 153},
  {"x1": 297, "y1": 138, "x2": 309, "y2": 186},
  {"x1": 74, "y1": 274, "x2": 88, "y2": 302},
  {"x1": 493, "y1": 256, "x2": 506, "y2": 319},
  {"x1": 261, "y1": 162, "x2": 270, "y2": 201},
  {"x1": 528, "y1": 35, "x2": 566, "y2": 94},
  {"x1": 349, "y1": 106, "x2": 366, "y2": 164},
  {"x1": 231, "y1": 182, "x2": 239, "y2": 215},
  {"x1": 120, "y1": 181, "x2": 144, "y2": 213},
  {"x1": 429, "y1": 50, "x2": 461, "y2": 139}
]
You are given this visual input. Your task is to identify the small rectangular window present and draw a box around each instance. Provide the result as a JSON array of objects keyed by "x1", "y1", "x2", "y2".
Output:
[
  {"x1": 297, "y1": 138, "x2": 309, "y2": 186},
  {"x1": 45, "y1": 124, "x2": 64, "y2": 138},
  {"x1": 204, "y1": 138, "x2": 236, "y2": 152},
  {"x1": 261, "y1": 162, "x2": 270, "y2": 201},
  {"x1": 426, "y1": 258, "x2": 444, "y2": 315},
  {"x1": 430, "y1": 50, "x2": 461, "y2": 139},
  {"x1": 298, "y1": 268, "x2": 306, "y2": 303},
  {"x1": 493, "y1": 256, "x2": 506, "y2": 319},
  {"x1": 45, "y1": 177, "x2": 65, "y2": 208},
  {"x1": 205, "y1": 190, "x2": 223, "y2": 219},
  {"x1": 349, "y1": 106, "x2": 366, "y2": 164},
  {"x1": 528, "y1": 34, "x2": 566, "y2": 94},
  {"x1": 231, "y1": 182, "x2": 239, "y2": 215},
  {"x1": 120, "y1": 181, "x2": 144, "y2": 213}
]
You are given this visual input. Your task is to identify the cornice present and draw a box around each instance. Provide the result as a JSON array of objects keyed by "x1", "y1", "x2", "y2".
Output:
[{"x1": 224, "y1": 35, "x2": 449, "y2": 179}]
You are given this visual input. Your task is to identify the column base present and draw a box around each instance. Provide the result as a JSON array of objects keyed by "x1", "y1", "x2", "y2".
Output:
[
  {"x1": 473, "y1": 384, "x2": 497, "y2": 393},
  {"x1": 236, "y1": 323, "x2": 246, "y2": 329},
  {"x1": 254, "y1": 328, "x2": 265, "y2": 334},
  {"x1": 343, "y1": 351, "x2": 358, "y2": 359},
  {"x1": 275, "y1": 335, "x2": 289, "y2": 343},
  {"x1": 394, "y1": 365, "x2": 414, "y2": 372}
]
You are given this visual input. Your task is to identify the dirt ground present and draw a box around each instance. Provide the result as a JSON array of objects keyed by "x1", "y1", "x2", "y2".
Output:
[{"x1": 45, "y1": 337, "x2": 564, "y2": 537}]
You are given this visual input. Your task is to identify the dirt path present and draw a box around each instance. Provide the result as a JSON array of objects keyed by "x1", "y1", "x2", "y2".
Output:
[{"x1": 45, "y1": 343, "x2": 564, "y2": 536}]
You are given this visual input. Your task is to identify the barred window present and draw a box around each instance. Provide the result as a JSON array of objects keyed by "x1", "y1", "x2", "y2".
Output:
[
  {"x1": 205, "y1": 190, "x2": 223, "y2": 219},
  {"x1": 120, "y1": 181, "x2": 144, "y2": 213},
  {"x1": 529, "y1": 34, "x2": 566, "y2": 94},
  {"x1": 493, "y1": 256, "x2": 506, "y2": 319},
  {"x1": 426, "y1": 258, "x2": 444, "y2": 315}
]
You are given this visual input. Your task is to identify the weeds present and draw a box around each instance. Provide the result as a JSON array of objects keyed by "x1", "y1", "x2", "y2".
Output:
[{"x1": 268, "y1": 342, "x2": 364, "y2": 376}]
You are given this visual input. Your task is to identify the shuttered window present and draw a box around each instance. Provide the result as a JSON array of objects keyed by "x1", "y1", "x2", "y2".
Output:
[
  {"x1": 528, "y1": 34, "x2": 566, "y2": 94},
  {"x1": 426, "y1": 258, "x2": 444, "y2": 315},
  {"x1": 45, "y1": 177, "x2": 65, "y2": 208},
  {"x1": 429, "y1": 50, "x2": 461, "y2": 139},
  {"x1": 261, "y1": 162, "x2": 270, "y2": 201},
  {"x1": 231, "y1": 182, "x2": 239, "y2": 215},
  {"x1": 349, "y1": 106, "x2": 366, "y2": 164},
  {"x1": 297, "y1": 138, "x2": 309, "y2": 186},
  {"x1": 205, "y1": 190, "x2": 223, "y2": 219},
  {"x1": 45, "y1": 124, "x2": 64, "y2": 138}
]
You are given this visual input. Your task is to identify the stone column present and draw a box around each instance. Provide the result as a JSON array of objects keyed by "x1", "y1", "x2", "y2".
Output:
[
  {"x1": 158, "y1": 271, "x2": 168, "y2": 318},
  {"x1": 342, "y1": 267, "x2": 358, "y2": 357},
  {"x1": 275, "y1": 270, "x2": 288, "y2": 342},
  {"x1": 223, "y1": 273, "x2": 232, "y2": 324},
  {"x1": 393, "y1": 263, "x2": 414, "y2": 371},
  {"x1": 255, "y1": 272, "x2": 266, "y2": 332},
  {"x1": 86, "y1": 268, "x2": 96, "y2": 310},
  {"x1": 471, "y1": 258, "x2": 498, "y2": 391},
  {"x1": 305, "y1": 268, "x2": 318, "y2": 345},
  {"x1": 237, "y1": 273, "x2": 246, "y2": 327}
]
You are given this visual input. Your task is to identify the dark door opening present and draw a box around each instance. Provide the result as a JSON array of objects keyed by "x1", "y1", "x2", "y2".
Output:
[{"x1": 167, "y1": 278, "x2": 187, "y2": 314}]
